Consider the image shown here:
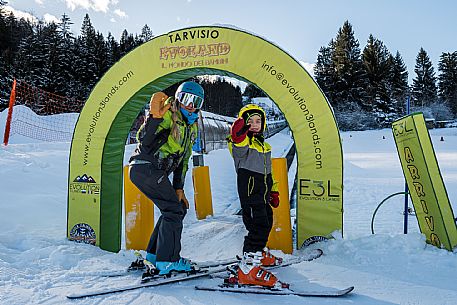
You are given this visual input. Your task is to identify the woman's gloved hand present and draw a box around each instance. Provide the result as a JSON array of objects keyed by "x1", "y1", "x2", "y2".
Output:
[
  {"x1": 149, "y1": 92, "x2": 172, "y2": 118},
  {"x1": 175, "y1": 189, "x2": 189, "y2": 209}
]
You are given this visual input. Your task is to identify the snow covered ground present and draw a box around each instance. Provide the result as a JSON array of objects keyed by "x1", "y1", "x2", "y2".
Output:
[{"x1": 1, "y1": 110, "x2": 457, "y2": 304}]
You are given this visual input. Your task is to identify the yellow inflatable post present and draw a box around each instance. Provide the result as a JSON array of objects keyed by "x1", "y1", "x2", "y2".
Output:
[
  {"x1": 123, "y1": 166, "x2": 154, "y2": 250},
  {"x1": 192, "y1": 166, "x2": 214, "y2": 220},
  {"x1": 267, "y1": 158, "x2": 293, "y2": 254}
]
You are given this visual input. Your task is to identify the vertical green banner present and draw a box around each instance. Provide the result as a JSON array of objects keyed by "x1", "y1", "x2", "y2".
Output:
[{"x1": 392, "y1": 113, "x2": 457, "y2": 250}]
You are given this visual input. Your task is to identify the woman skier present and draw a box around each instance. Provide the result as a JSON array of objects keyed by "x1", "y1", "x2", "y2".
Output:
[{"x1": 128, "y1": 81, "x2": 204, "y2": 278}]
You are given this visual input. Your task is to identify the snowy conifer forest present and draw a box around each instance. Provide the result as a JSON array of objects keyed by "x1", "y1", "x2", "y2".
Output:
[{"x1": 1, "y1": 2, "x2": 457, "y2": 128}]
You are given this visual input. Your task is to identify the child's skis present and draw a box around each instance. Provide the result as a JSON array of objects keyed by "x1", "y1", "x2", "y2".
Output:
[{"x1": 195, "y1": 285, "x2": 354, "y2": 297}]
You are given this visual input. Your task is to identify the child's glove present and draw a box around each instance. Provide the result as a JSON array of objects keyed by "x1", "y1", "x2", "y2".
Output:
[
  {"x1": 175, "y1": 189, "x2": 189, "y2": 209},
  {"x1": 231, "y1": 118, "x2": 250, "y2": 143},
  {"x1": 269, "y1": 191, "x2": 280, "y2": 208},
  {"x1": 149, "y1": 92, "x2": 171, "y2": 118}
]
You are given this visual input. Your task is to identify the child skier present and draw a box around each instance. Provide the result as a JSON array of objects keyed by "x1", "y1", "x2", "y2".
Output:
[{"x1": 227, "y1": 104, "x2": 283, "y2": 288}]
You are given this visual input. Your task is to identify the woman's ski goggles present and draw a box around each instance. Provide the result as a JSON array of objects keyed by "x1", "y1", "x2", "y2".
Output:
[{"x1": 176, "y1": 91, "x2": 204, "y2": 109}]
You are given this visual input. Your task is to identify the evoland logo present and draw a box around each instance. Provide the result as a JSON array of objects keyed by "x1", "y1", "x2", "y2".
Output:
[
  {"x1": 160, "y1": 43, "x2": 231, "y2": 60},
  {"x1": 69, "y1": 223, "x2": 96, "y2": 245},
  {"x1": 69, "y1": 174, "x2": 100, "y2": 195}
]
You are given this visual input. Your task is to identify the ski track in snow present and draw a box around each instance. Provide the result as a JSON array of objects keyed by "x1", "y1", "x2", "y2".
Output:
[{"x1": 1, "y1": 124, "x2": 457, "y2": 304}]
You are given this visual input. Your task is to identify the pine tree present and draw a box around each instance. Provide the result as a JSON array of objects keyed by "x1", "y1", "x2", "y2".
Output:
[
  {"x1": 56, "y1": 14, "x2": 79, "y2": 98},
  {"x1": 331, "y1": 21, "x2": 368, "y2": 110},
  {"x1": 74, "y1": 14, "x2": 98, "y2": 98},
  {"x1": 119, "y1": 29, "x2": 136, "y2": 56},
  {"x1": 0, "y1": 1, "x2": 8, "y2": 105},
  {"x1": 389, "y1": 51, "x2": 409, "y2": 113},
  {"x1": 314, "y1": 42, "x2": 336, "y2": 103},
  {"x1": 412, "y1": 47, "x2": 437, "y2": 107},
  {"x1": 0, "y1": 6, "x2": 35, "y2": 106},
  {"x1": 15, "y1": 22, "x2": 51, "y2": 90},
  {"x1": 438, "y1": 52, "x2": 457, "y2": 115},
  {"x1": 94, "y1": 31, "x2": 109, "y2": 77},
  {"x1": 2, "y1": 12, "x2": 33, "y2": 69},
  {"x1": 362, "y1": 34, "x2": 392, "y2": 112},
  {"x1": 139, "y1": 24, "x2": 153, "y2": 43},
  {"x1": 0, "y1": 53, "x2": 8, "y2": 110},
  {"x1": 42, "y1": 22, "x2": 64, "y2": 94},
  {"x1": 106, "y1": 32, "x2": 121, "y2": 67},
  {"x1": 0, "y1": 0, "x2": 7, "y2": 55}
]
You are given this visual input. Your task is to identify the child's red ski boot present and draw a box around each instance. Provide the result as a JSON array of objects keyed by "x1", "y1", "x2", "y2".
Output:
[
  {"x1": 226, "y1": 251, "x2": 289, "y2": 289},
  {"x1": 260, "y1": 247, "x2": 283, "y2": 267}
]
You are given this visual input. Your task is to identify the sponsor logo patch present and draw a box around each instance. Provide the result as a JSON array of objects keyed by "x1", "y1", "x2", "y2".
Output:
[
  {"x1": 69, "y1": 174, "x2": 100, "y2": 195},
  {"x1": 69, "y1": 223, "x2": 96, "y2": 245},
  {"x1": 301, "y1": 236, "x2": 328, "y2": 248}
]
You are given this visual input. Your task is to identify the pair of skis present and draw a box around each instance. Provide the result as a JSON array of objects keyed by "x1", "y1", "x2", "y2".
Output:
[
  {"x1": 195, "y1": 249, "x2": 352, "y2": 297},
  {"x1": 78, "y1": 256, "x2": 239, "y2": 278},
  {"x1": 67, "y1": 264, "x2": 230, "y2": 299},
  {"x1": 67, "y1": 249, "x2": 353, "y2": 299}
]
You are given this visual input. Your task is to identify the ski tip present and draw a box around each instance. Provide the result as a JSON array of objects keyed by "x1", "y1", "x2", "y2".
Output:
[
  {"x1": 67, "y1": 293, "x2": 84, "y2": 299},
  {"x1": 343, "y1": 286, "x2": 355, "y2": 294}
]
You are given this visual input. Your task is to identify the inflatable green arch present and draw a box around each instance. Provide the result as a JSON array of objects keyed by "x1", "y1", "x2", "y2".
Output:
[{"x1": 67, "y1": 25, "x2": 343, "y2": 252}]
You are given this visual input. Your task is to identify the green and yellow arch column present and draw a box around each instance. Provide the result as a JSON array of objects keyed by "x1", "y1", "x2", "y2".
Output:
[{"x1": 67, "y1": 26, "x2": 343, "y2": 252}]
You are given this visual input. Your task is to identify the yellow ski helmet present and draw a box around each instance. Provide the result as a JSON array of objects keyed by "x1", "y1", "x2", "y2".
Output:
[{"x1": 238, "y1": 104, "x2": 266, "y2": 132}]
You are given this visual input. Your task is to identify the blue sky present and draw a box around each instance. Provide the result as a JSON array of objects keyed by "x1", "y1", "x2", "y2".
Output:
[{"x1": 6, "y1": 0, "x2": 457, "y2": 83}]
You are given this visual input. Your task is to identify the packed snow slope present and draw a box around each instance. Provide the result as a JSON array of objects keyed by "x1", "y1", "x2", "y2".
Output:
[{"x1": 1, "y1": 111, "x2": 457, "y2": 304}]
